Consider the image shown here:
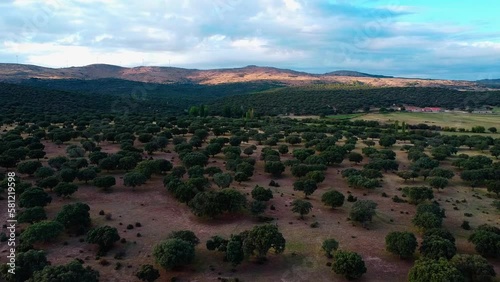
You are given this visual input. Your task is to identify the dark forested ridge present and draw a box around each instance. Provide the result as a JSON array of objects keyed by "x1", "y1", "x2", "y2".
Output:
[
  {"x1": 3, "y1": 80, "x2": 500, "y2": 121},
  {"x1": 18, "y1": 78, "x2": 283, "y2": 102},
  {"x1": 0, "y1": 79, "x2": 283, "y2": 120},
  {"x1": 209, "y1": 86, "x2": 500, "y2": 116}
]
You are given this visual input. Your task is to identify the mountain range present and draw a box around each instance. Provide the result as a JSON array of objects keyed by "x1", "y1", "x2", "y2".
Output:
[{"x1": 0, "y1": 63, "x2": 494, "y2": 90}]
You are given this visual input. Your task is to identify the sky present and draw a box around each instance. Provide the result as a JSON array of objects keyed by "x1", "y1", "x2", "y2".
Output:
[{"x1": 1, "y1": 0, "x2": 499, "y2": 80}]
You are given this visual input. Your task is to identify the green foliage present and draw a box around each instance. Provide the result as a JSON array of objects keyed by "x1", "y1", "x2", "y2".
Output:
[
  {"x1": 264, "y1": 161, "x2": 285, "y2": 176},
  {"x1": 123, "y1": 172, "x2": 147, "y2": 189},
  {"x1": 293, "y1": 179, "x2": 318, "y2": 197},
  {"x1": 397, "y1": 170, "x2": 417, "y2": 182},
  {"x1": 135, "y1": 264, "x2": 160, "y2": 282},
  {"x1": 0, "y1": 249, "x2": 48, "y2": 282},
  {"x1": 226, "y1": 239, "x2": 244, "y2": 267},
  {"x1": 429, "y1": 177, "x2": 449, "y2": 190},
  {"x1": 450, "y1": 254, "x2": 496, "y2": 282},
  {"x1": 468, "y1": 224, "x2": 500, "y2": 258},
  {"x1": 37, "y1": 175, "x2": 60, "y2": 190},
  {"x1": 181, "y1": 152, "x2": 208, "y2": 168},
  {"x1": 423, "y1": 228, "x2": 455, "y2": 244},
  {"x1": 29, "y1": 260, "x2": 100, "y2": 282},
  {"x1": 53, "y1": 182, "x2": 78, "y2": 197},
  {"x1": 331, "y1": 250, "x2": 367, "y2": 280},
  {"x1": 321, "y1": 190, "x2": 345, "y2": 208},
  {"x1": 305, "y1": 170, "x2": 325, "y2": 183},
  {"x1": 55, "y1": 202, "x2": 91, "y2": 234},
  {"x1": 430, "y1": 168, "x2": 455, "y2": 179},
  {"x1": 19, "y1": 188, "x2": 52, "y2": 208},
  {"x1": 385, "y1": 231, "x2": 417, "y2": 259},
  {"x1": 251, "y1": 185, "x2": 273, "y2": 201},
  {"x1": 349, "y1": 200, "x2": 377, "y2": 224},
  {"x1": 413, "y1": 212, "x2": 443, "y2": 230},
  {"x1": 243, "y1": 224, "x2": 286, "y2": 259},
  {"x1": 17, "y1": 161, "x2": 42, "y2": 176},
  {"x1": 250, "y1": 200, "x2": 267, "y2": 216},
  {"x1": 322, "y1": 238, "x2": 339, "y2": 258},
  {"x1": 86, "y1": 226, "x2": 120, "y2": 255},
  {"x1": 364, "y1": 158, "x2": 399, "y2": 172},
  {"x1": 493, "y1": 200, "x2": 500, "y2": 211},
  {"x1": 234, "y1": 171, "x2": 249, "y2": 183},
  {"x1": 76, "y1": 167, "x2": 97, "y2": 183},
  {"x1": 408, "y1": 258, "x2": 464, "y2": 282},
  {"x1": 21, "y1": 221, "x2": 64, "y2": 244},
  {"x1": 419, "y1": 235, "x2": 457, "y2": 260},
  {"x1": 402, "y1": 186, "x2": 434, "y2": 204},
  {"x1": 291, "y1": 199, "x2": 313, "y2": 219},
  {"x1": 347, "y1": 175, "x2": 380, "y2": 189},
  {"x1": 379, "y1": 135, "x2": 396, "y2": 148},
  {"x1": 348, "y1": 152, "x2": 363, "y2": 164},
  {"x1": 210, "y1": 86, "x2": 500, "y2": 116},
  {"x1": 93, "y1": 175, "x2": 116, "y2": 191},
  {"x1": 153, "y1": 238, "x2": 195, "y2": 270},
  {"x1": 416, "y1": 203, "x2": 446, "y2": 218},
  {"x1": 188, "y1": 189, "x2": 246, "y2": 218},
  {"x1": 118, "y1": 156, "x2": 138, "y2": 171},
  {"x1": 34, "y1": 166, "x2": 55, "y2": 179},
  {"x1": 486, "y1": 181, "x2": 500, "y2": 197},
  {"x1": 66, "y1": 145, "x2": 85, "y2": 158},
  {"x1": 59, "y1": 168, "x2": 77, "y2": 182},
  {"x1": 213, "y1": 173, "x2": 233, "y2": 188},
  {"x1": 48, "y1": 156, "x2": 69, "y2": 171},
  {"x1": 17, "y1": 206, "x2": 47, "y2": 223},
  {"x1": 167, "y1": 230, "x2": 200, "y2": 246}
]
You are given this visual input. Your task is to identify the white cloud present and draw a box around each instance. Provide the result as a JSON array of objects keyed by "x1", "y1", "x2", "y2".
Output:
[
  {"x1": 283, "y1": 0, "x2": 301, "y2": 11},
  {"x1": 0, "y1": 0, "x2": 499, "y2": 79}
]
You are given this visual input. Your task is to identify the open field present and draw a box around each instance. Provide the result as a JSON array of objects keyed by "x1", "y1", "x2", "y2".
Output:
[
  {"x1": 353, "y1": 112, "x2": 500, "y2": 131},
  {"x1": 326, "y1": 113, "x2": 365, "y2": 120}
]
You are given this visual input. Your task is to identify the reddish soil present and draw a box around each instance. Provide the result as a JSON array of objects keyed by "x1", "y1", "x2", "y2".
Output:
[{"x1": 1, "y1": 137, "x2": 499, "y2": 281}]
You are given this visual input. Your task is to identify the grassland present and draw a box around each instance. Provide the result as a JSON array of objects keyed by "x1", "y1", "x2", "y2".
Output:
[
  {"x1": 353, "y1": 112, "x2": 500, "y2": 131},
  {"x1": 326, "y1": 113, "x2": 365, "y2": 120}
]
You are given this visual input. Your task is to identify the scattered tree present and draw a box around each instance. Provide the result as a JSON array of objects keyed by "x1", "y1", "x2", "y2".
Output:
[
  {"x1": 153, "y1": 239, "x2": 195, "y2": 270},
  {"x1": 291, "y1": 199, "x2": 313, "y2": 219},
  {"x1": 385, "y1": 231, "x2": 418, "y2": 259},
  {"x1": 321, "y1": 190, "x2": 345, "y2": 209},
  {"x1": 86, "y1": 225, "x2": 120, "y2": 255},
  {"x1": 331, "y1": 250, "x2": 367, "y2": 280}
]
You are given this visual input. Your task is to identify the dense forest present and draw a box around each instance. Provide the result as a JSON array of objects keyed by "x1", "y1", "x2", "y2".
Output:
[
  {"x1": 4, "y1": 81, "x2": 500, "y2": 120},
  {"x1": 209, "y1": 85, "x2": 500, "y2": 116},
  {"x1": 0, "y1": 80, "x2": 282, "y2": 121}
]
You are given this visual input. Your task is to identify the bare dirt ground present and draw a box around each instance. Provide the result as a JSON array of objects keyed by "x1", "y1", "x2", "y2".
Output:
[{"x1": 1, "y1": 138, "x2": 499, "y2": 281}]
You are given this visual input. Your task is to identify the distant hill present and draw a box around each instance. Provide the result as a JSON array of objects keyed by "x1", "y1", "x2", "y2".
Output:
[
  {"x1": 324, "y1": 70, "x2": 393, "y2": 78},
  {"x1": 476, "y1": 79, "x2": 500, "y2": 88},
  {"x1": 0, "y1": 63, "x2": 486, "y2": 90}
]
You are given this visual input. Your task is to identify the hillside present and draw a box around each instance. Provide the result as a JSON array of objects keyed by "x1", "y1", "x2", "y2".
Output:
[
  {"x1": 0, "y1": 80, "x2": 280, "y2": 118},
  {"x1": 0, "y1": 63, "x2": 487, "y2": 90},
  {"x1": 209, "y1": 85, "x2": 500, "y2": 116},
  {"x1": 476, "y1": 79, "x2": 500, "y2": 88}
]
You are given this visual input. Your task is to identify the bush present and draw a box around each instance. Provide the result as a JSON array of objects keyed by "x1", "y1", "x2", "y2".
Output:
[
  {"x1": 153, "y1": 239, "x2": 195, "y2": 270},
  {"x1": 385, "y1": 231, "x2": 417, "y2": 259},
  {"x1": 135, "y1": 264, "x2": 160, "y2": 282},
  {"x1": 461, "y1": 221, "x2": 471, "y2": 230},
  {"x1": 321, "y1": 190, "x2": 345, "y2": 208},
  {"x1": 331, "y1": 250, "x2": 367, "y2": 280},
  {"x1": 468, "y1": 224, "x2": 500, "y2": 257},
  {"x1": 322, "y1": 239, "x2": 339, "y2": 258}
]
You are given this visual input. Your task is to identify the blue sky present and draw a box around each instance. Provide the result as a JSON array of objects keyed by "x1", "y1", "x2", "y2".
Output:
[{"x1": 1, "y1": 0, "x2": 499, "y2": 80}]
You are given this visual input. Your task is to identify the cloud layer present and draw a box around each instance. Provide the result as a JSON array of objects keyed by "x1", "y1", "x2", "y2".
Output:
[{"x1": 1, "y1": 0, "x2": 499, "y2": 80}]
